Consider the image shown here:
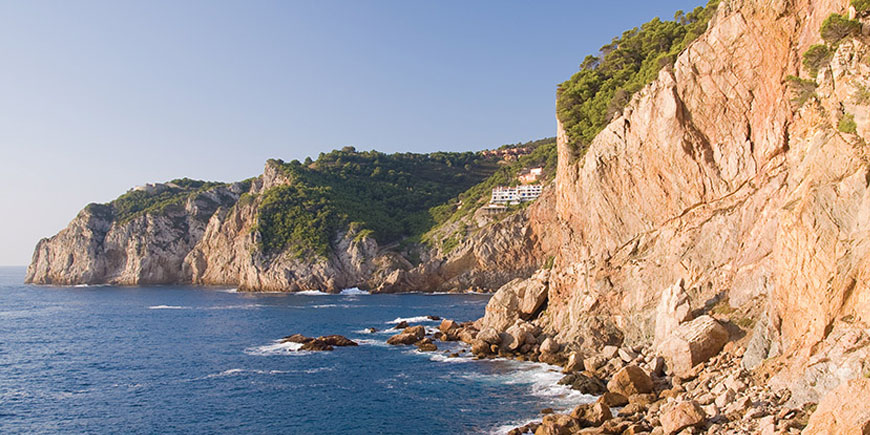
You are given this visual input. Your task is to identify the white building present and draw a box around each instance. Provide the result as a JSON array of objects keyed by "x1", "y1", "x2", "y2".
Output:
[{"x1": 489, "y1": 184, "x2": 543, "y2": 205}]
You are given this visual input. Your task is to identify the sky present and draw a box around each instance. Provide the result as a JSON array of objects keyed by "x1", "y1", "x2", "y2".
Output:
[{"x1": 0, "y1": 0, "x2": 706, "y2": 265}]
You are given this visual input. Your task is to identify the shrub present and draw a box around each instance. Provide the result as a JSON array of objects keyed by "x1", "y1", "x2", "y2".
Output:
[
  {"x1": 785, "y1": 75, "x2": 818, "y2": 106},
  {"x1": 802, "y1": 44, "x2": 833, "y2": 77},
  {"x1": 556, "y1": 1, "x2": 720, "y2": 158},
  {"x1": 853, "y1": 0, "x2": 870, "y2": 14},
  {"x1": 839, "y1": 112, "x2": 858, "y2": 133},
  {"x1": 820, "y1": 14, "x2": 861, "y2": 45}
]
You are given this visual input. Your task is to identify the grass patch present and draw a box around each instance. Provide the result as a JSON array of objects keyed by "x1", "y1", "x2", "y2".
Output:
[{"x1": 839, "y1": 112, "x2": 858, "y2": 133}]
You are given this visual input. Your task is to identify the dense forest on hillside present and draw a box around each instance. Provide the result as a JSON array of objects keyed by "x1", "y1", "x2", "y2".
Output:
[
  {"x1": 557, "y1": 0, "x2": 719, "y2": 159},
  {"x1": 255, "y1": 148, "x2": 497, "y2": 258}
]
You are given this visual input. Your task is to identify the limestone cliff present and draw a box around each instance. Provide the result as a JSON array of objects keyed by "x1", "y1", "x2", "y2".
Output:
[
  {"x1": 477, "y1": 0, "x2": 870, "y2": 408},
  {"x1": 26, "y1": 158, "x2": 545, "y2": 293}
]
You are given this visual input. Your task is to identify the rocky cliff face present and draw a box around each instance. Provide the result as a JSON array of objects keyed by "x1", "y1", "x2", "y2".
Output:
[
  {"x1": 27, "y1": 159, "x2": 545, "y2": 293},
  {"x1": 477, "y1": 0, "x2": 870, "y2": 409},
  {"x1": 26, "y1": 185, "x2": 244, "y2": 285}
]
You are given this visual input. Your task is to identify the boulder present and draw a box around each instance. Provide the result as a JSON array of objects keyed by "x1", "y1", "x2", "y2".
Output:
[
  {"x1": 598, "y1": 392, "x2": 628, "y2": 407},
  {"x1": 660, "y1": 401, "x2": 705, "y2": 435},
  {"x1": 300, "y1": 339, "x2": 334, "y2": 351},
  {"x1": 500, "y1": 331, "x2": 521, "y2": 352},
  {"x1": 404, "y1": 325, "x2": 426, "y2": 340},
  {"x1": 803, "y1": 378, "x2": 870, "y2": 435},
  {"x1": 540, "y1": 337, "x2": 561, "y2": 354},
  {"x1": 439, "y1": 319, "x2": 457, "y2": 333},
  {"x1": 570, "y1": 401, "x2": 612, "y2": 427},
  {"x1": 606, "y1": 365, "x2": 653, "y2": 397},
  {"x1": 563, "y1": 352, "x2": 584, "y2": 373},
  {"x1": 535, "y1": 413, "x2": 579, "y2": 435},
  {"x1": 458, "y1": 328, "x2": 478, "y2": 344},
  {"x1": 654, "y1": 279, "x2": 693, "y2": 347},
  {"x1": 387, "y1": 327, "x2": 424, "y2": 346},
  {"x1": 393, "y1": 321, "x2": 409, "y2": 329},
  {"x1": 519, "y1": 278, "x2": 548, "y2": 317},
  {"x1": 416, "y1": 339, "x2": 437, "y2": 352},
  {"x1": 471, "y1": 339, "x2": 491, "y2": 355},
  {"x1": 601, "y1": 345, "x2": 619, "y2": 359},
  {"x1": 282, "y1": 334, "x2": 313, "y2": 344},
  {"x1": 558, "y1": 373, "x2": 607, "y2": 395},
  {"x1": 477, "y1": 327, "x2": 501, "y2": 345},
  {"x1": 584, "y1": 355, "x2": 607, "y2": 372},
  {"x1": 427, "y1": 315, "x2": 441, "y2": 321},
  {"x1": 657, "y1": 315, "x2": 729, "y2": 377},
  {"x1": 317, "y1": 335, "x2": 357, "y2": 346}
]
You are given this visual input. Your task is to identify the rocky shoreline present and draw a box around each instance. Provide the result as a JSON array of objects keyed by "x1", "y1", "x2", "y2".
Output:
[{"x1": 374, "y1": 304, "x2": 860, "y2": 435}]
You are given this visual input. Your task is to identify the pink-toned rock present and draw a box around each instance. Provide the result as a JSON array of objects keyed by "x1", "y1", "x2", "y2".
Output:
[
  {"x1": 660, "y1": 401, "x2": 705, "y2": 435},
  {"x1": 606, "y1": 365, "x2": 653, "y2": 397},
  {"x1": 803, "y1": 378, "x2": 870, "y2": 435},
  {"x1": 657, "y1": 315, "x2": 728, "y2": 377}
]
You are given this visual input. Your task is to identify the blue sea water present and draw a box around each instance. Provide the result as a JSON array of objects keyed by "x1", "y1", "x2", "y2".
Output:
[{"x1": 0, "y1": 266, "x2": 592, "y2": 434}]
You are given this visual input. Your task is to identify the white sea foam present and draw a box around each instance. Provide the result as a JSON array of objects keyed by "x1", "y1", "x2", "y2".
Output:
[
  {"x1": 339, "y1": 287, "x2": 369, "y2": 295},
  {"x1": 490, "y1": 417, "x2": 540, "y2": 435},
  {"x1": 295, "y1": 290, "x2": 330, "y2": 296},
  {"x1": 244, "y1": 340, "x2": 305, "y2": 356},
  {"x1": 216, "y1": 288, "x2": 238, "y2": 293},
  {"x1": 427, "y1": 353, "x2": 473, "y2": 363},
  {"x1": 355, "y1": 338, "x2": 389, "y2": 347},
  {"x1": 207, "y1": 304, "x2": 264, "y2": 310},
  {"x1": 386, "y1": 315, "x2": 437, "y2": 324},
  {"x1": 147, "y1": 305, "x2": 187, "y2": 310}
]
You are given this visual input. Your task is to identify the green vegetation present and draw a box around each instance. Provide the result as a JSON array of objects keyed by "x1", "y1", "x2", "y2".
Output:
[
  {"x1": 839, "y1": 112, "x2": 858, "y2": 133},
  {"x1": 786, "y1": 75, "x2": 818, "y2": 106},
  {"x1": 255, "y1": 149, "x2": 494, "y2": 258},
  {"x1": 110, "y1": 178, "x2": 225, "y2": 224},
  {"x1": 802, "y1": 44, "x2": 834, "y2": 78},
  {"x1": 854, "y1": 0, "x2": 870, "y2": 15},
  {"x1": 556, "y1": 1, "x2": 719, "y2": 158},
  {"x1": 428, "y1": 138, "x2": 557, "y2": 228},
  {"x1": 820, "y1": 14, "x2": 861, "y2": 45}
]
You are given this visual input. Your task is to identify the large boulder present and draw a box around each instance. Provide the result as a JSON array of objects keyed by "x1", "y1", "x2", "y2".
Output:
[
  {"x1": 570, "y1": 401, "x2": 612, "y2": 427},
  {"x1": 282, "y1": 333, "x2": 313, "y2": 344},
  {"x1": 477, "y1": 327, "x2": 501, "y2": 345},
  {"x1": 317, "y1": 335, "x2": 358, "y2": 346},
  {"x1": 660, "y1": 401, "x2": 705, "y2": 435},
  {"x1": 519, "y1": 277, "x2": 548, "y2": 317},
  {"x1": 803, "y1": 378, "x2": 870, "y2": 435},
  {"x1": 606, "y1": 365, "x2": 653, "y2": 397},
  {"x1": 540, "y1": 337, "x2": 561, "y2": 354},
  {"x1": 657, "y1": 315, "x2": 729, "y2": 377},
  {"x1": 386, "y1": 326, "x2": 425, "y2": 346},
  {"x1": 534, "y1": 414, "x2": 579, "y2": 435},
  {"x1": 300, "y1": 339, "x2": 334, "y2": 351},
  {"x1": 439, "y1": 319, "x2": 457, "y2": 333},
  {"x1": 558, "y1": 373, "x2": 607, "y2": 395},
  {"x1": 654, "y1": 279, "x2": 693, "y2": 347},
  {"x1": 481, "y1": 270, "x2": 550, "y2": 332}
]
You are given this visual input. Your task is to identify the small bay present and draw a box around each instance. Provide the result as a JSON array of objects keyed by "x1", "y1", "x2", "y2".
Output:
[{"x1": 0, "y1": 267, "x2": 588, "y2": 434}]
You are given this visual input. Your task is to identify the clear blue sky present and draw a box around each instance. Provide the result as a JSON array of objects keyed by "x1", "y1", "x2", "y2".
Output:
[{"x1": 0, "y1": 0, "x2": 705, "y2": 265}]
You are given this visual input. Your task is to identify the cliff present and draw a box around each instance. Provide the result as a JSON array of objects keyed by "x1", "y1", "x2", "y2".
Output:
[
  {"x1": 476, "y1": 0, "x2": 870, "y2": 411},
  {"x1": 26, "y1": 154, "x2": 549, "y2": 293}
]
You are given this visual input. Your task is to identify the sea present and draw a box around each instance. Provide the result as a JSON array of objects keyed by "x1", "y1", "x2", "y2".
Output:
[{"x1": 0, "y1": 266, "x2": 593, "y2": 434}]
